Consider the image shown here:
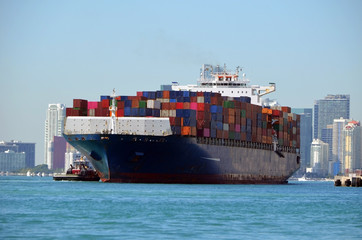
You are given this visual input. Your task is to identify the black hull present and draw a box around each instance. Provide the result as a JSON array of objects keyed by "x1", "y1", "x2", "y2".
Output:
[{"x1": 64, "y1": 134, "x2": 300, "y2": 184}]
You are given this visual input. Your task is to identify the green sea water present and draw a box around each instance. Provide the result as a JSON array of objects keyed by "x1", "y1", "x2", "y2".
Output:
[{"x1": 0, "y1": 176, "x2": 361, "y2": 239}]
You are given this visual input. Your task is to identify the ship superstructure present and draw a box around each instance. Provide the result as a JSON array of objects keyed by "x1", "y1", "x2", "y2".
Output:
[{"x1": 171, "y1": 64, "x2": 275, "y2": 105}]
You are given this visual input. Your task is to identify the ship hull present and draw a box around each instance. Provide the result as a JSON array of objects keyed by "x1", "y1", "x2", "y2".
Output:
[{"x1": 64, "y1": 133, "x2": 300, "y2": 184}]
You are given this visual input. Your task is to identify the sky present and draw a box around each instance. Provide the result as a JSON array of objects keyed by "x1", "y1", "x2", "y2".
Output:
[{"x1": 0, "y1": 0, "x2": 361, "y2": 165}]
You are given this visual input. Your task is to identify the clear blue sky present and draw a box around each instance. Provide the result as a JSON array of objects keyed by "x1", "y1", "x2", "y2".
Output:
[{"x1": 1, "y1": 0, "x2": 361, "y2": 165}]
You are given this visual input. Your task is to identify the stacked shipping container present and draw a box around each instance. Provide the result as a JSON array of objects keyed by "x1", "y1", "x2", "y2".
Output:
[{"x1": 66, "y1": 90, "x2": 300, "y2": 148}]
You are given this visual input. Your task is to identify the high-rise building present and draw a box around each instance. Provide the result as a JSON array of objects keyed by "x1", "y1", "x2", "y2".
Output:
[
  {"x1": 0, "y1": 141, "x2": 35, "y2": 168},
  {"x1": 314, "y1": 94, "x2": 350, "y2": 139},
  {"x1": 44, "y1": 104, "x2": 66, "y2": 169},
  {"x1": 53, "y1": 136, "x2": 67, "y2": 170},
  {"x1": 321, "y1": 125, "x2": 333, "y2": 175},
  {"x1": 332, "y1": 118, "x2": 349, "y2": 175},
  {"x1": 341, "y1": 121, "x2": 361, "y2": 175},
  {"x1": 321, "y1": 125, "x2": 333, "y2": 161},
  {"x1": 0, "y1": 150, "x2": 26, "y2": 172},
  {"x1": 292, "y1": 108, "x2": 312, "y2": 171},
  {"x1": 310, "y1": 139, "x2": 329, "y2": 177}
]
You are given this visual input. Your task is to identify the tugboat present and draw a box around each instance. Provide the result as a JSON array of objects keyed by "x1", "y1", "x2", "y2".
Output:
[{"x1": 53, "y1": 157, "x2": 100, "y2": 181}]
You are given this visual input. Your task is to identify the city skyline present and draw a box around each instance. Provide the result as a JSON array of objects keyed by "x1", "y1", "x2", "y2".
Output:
[{"x1": 1, "y1": 1, "x2": 361, "y2": 165}]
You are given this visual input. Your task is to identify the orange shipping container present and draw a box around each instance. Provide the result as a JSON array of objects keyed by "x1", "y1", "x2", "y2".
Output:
[
  {"x1": 281, "y1": 106, "x2": 291, "y2": 113},
  {"x1": 163, "y1": 91, "x2": 170, "y2": 99},
  {"x1": 169, "y1": 102, "x2": 176, "y2": 110},
  {"x1": 131, "y1": 100, "x2": 139, "y2": 108},
  {"x1": 181, "y1": 126, "x2": 191, "y2": 136}
]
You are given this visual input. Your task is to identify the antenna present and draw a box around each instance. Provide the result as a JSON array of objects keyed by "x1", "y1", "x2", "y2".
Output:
[{"x1": 109, "y1": 89, "x2": 117, "y2": 134}]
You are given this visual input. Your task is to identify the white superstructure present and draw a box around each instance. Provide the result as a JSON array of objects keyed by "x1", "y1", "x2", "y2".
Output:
[
  {"x1": 171, "y1": 64, "x2": 275, "y2": 106},
  {"x1": 64, "y1": 117, "x2": 172, "y2": 136}
]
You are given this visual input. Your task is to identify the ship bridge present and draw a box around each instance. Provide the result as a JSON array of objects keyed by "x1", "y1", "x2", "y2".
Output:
[{"x1": 171, "y1": 64, "x2": 276, "y2": 106}]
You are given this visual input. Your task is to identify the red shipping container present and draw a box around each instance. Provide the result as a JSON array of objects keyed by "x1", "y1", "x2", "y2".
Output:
[
  {"x1": 217, "y1": 130, "x2": 223, "y2": 139},
  {"x1": 176, "y1": 102, "x2": 184, "y2": 109},
  {"x1": 222, "y1": 131, "x2": 229, "y2": 139},
  {"x1": 197, "y1": 92, "x2": 204, "y2": 96},
  {"x1": 241, "y1": 133, "x2": 246, "y2": 141},
  {"x1": 66, "y1": 108, "x2": 73, "y2": 116},
  {"x1": 161, "y1": 102, "x2": 170, "y2": 110},
  {"x1": 101, "y1": 99, "x2": 110, "y2": 108},
  {"x1": 190, "y1": 96, "x2": 197, "y2": 102},
  {"x1": 117, "y1": 101, "x2": 125, "y2": 109},
  {"x1": 137, "y1": 91, "x2": 143, "y2": 97},
  {"x1": 204, "y1": 103, "x2": 210, "y2": 112},
  {"x1": 197, "y1": 111, "x2": 205, "y2": 120},
  {"x1": 272, "y1": 110, "x2": 280, "y2": 117},
  {"x1": 197, "y1": 120, "x2": 205, "y2": 129},
  {"x1": 174, "y1": 117, "x2": 182, "y2": 126},
  {"x1": 169, "y1": 117, "x2": 176, "y2": 126},
  {"x1": 117, "y1": 109, "x2": 124, "y2": 117},
  {"x1": 197, "y1": 103, "x2": 204, "y2": 111}
]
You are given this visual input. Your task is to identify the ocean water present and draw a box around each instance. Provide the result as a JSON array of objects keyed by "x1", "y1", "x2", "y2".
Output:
[{"x1": 0, "y1": 176, "x2": 361, "y2": 239}]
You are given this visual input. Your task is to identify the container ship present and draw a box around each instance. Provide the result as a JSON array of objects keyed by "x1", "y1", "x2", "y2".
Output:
[{"x1": 63, "y1": 64, "x2": 300, "y2": 184}]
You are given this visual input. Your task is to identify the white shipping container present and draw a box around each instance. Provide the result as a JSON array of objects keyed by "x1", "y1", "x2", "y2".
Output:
[
  {"x1": 147, "y1": 100, "x2": 161, "y2": 109},
  {"x1": 197, "y1": 96, "x2": 204, "y2": 103},
  {"x1": 169, "y1": 110, "x2": 176, "y2": 117}
]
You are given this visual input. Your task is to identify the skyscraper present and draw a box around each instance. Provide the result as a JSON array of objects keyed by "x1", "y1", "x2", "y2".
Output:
[
  {"x1": 332, "y1": 118, "x2": 349, "y2": 175},
  {"x1": 44, "y1": 104, "x2": 65, "y2": 169},
  {"x1": 310, "y1": 139, "x2": 329, "y2": 177},
  {"x1": 292, "y1": 108, "x2": 312, "y2": 171},
  {"x1": 341, "y1": 121, "x2": 361, "y2": 175},
  {"x1": 321, "y1": 125, "x2": 333, "y2": 175},
  {"x1": 314, "y1": 94, "x2": 350, "y2": 139}
]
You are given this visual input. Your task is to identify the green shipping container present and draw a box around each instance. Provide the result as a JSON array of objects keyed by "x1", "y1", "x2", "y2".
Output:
[
  {"x1": 223, "y1": 101, "x2": 234, "y2": 108},
  {"x1": 139, "y1": 100, "x2": 147, "y2": 108},
  {"x1": 241, "y1": 109, "x2": 246, "y2": 118}
]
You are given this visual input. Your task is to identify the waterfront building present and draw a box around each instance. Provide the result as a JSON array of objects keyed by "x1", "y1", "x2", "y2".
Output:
[
  {"x1": 53, "y1": 136, "x2": 67, "y2": 170},
  {"x1": 0, "y1": 141, "x2": 35, "y2": 168},
  {"x1": 292, "y1": 108, "x2": 312, "y2": 172},
  {"x1": 314, "y1": 94, "x2": 350, "y2": 139},
  {"x1": 332, "y1": 118, "x2": 349, "y2": 175},
  {"x1": 310, "y1": 139, "x2": 329, "y2": 177},
  {"x1": 0, "y1": 150, "x2": 26, "y2": 172},
  {"x1": 44, "y1": 104, "x2": 66, "y2": 169},
  {"x1": 341, "y1": 121, "x2": 361, "y2": 175}
]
